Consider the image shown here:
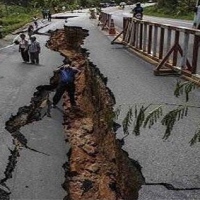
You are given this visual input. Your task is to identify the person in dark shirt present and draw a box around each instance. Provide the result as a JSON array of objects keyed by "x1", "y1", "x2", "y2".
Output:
[
  {"x1": 42, "y1": 9, "x2": 46, "y2": 19},
  {"x1": 52, "y1": 60, "x2": 80, "y2": 108},
  {"x1": 27, "y1": 25, "x2": 34, "y2": 39},
  {"x1": 47, "y1": 10, "x2": 52, "y2": 22},
  {"x1": 132, "y1": 2, "x2": 143, "y2": 19},
  {"x1": 33, "y1": 16, "x2": 38, "y2": 29}
]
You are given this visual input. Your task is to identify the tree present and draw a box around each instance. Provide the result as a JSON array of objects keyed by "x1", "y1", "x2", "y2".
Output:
[
  {"x1": 119, "y1": 81, "x2": 200, "y2": 145},
  {"x1": 156, "y1": 0, "x2": 196, "y2": 13},
  {"x1": 157, "y1": 0, "x2": 178, "y2": 9},
  {"x1": 177, "y1": 0, "x2": 196, "y2": 13}
]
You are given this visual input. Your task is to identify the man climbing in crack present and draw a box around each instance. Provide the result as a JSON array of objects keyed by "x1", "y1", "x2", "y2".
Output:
[{"x1": 51, "y1": 59, "x2": 80, "y2": 110}]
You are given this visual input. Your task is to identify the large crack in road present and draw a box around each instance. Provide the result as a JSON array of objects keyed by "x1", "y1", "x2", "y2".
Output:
[
  {"x1": 0, "y1": 24, "x2": 144, "y2": 199},
  {"x1": 1, "y1": 73, "x2": 58, "y2": 198},
  {"x1": 2, "y1": 21, "x2": 199, "y2": 200},
  {"x1": 47, "y1": 25, "x2": 145, "y2": 199}
]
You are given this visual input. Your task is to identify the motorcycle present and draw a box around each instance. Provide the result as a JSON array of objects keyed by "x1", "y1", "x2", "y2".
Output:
[{"x1": 134, "y1": 12, "x2": 143, "y2": 20}]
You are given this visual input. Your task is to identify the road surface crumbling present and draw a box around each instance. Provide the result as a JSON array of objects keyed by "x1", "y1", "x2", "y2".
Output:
[{"x1": 3, "y1": 25, "x2": 145, "y2": 200}]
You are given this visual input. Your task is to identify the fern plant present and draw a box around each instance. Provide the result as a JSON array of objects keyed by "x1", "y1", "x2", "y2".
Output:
[
  {"x1": 174, "y1": 80, "x2": 196, "y2": 102},
  {"x1": 117, "y1": 81, "x2": 200, "y2": 145},
  {"x1": 161, "y1": 105, "x2": 188, "y2": 140}
]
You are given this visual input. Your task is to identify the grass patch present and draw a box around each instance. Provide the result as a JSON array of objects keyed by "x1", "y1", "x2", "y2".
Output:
[
  {"x1": 1, "y1": 14, "x2": 32, "y2": 35},
  {"x1": 144, "y1": 5, "x2": 194, "y2": 21},
  {"x1": 0, "y1": 4, "x2": 41, "y2": 37}
]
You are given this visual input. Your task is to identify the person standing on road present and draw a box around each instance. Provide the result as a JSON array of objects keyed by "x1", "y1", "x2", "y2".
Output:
[
  {"x1": 29, "y1": 36, "x2": 41, "y2": 65},
  {"x1": 42, "y1": 9, "x2": 46, "y2": 19},
  {"x1": 27, "y1": 25, "x2": 34, "y2": 39},
  {"x1": 52, "y1": 60, "x2": 80, "y2": 108},
  {"x1": 33, "y1": 16, "x2": 38, "y2": 29},
  {"x1": 47, "y1": 10, "x2": 52, "y2": 22},
  {"x1": 19, "y1": 33, "x2": 29, "y2": 63}
]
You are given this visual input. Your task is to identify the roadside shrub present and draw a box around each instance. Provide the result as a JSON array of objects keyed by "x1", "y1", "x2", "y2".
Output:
[
  {"x1": 144, "y1": 5, "x2": 194, "y2": 20},
  {"x1": 177, "y1": 0, "x2": 196, "y2": 15}
]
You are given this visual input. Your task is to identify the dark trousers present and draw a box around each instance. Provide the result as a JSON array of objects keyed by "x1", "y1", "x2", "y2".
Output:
[
  {"x1": 30, "y1": 52, "x2": 39, "y2": 64},
  {"x1": 53, "y1": 82, "x2": 76, "y2": 106},
  {"x1": 20, "y1": 48, "x2": 29, "y2": 62},
  {"x1": 34, "y1": 21, "x2": 38, "y2": 28}
]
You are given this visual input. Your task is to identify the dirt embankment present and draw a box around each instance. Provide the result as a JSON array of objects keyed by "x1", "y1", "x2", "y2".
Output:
[{"x1": 48, "y1": 26, "x2": 144, "y2": 200}]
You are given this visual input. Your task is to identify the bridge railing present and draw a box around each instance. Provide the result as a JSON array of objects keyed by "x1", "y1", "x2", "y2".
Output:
[
  {"x1": 98, "y1": 12, "x2": 111, "y2": 30},
  {"x1": 121, "y1": 17, "x2": 200, "y2": 78},
  {"x1": 98, "y1": 12, "x2": 200, "y2": 82}
]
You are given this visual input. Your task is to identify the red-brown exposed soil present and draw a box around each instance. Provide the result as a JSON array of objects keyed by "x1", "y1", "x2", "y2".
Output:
[{"x1": 48, "y1": 25, "x2": 144, "y2": 200}]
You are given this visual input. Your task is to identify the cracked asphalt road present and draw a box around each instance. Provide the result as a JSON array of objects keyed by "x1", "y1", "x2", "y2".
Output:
[
  {"x1": 0, "y1": 26, "x2": 69, "y2": 198},
  {"x1": 79, "y1": 12, "x2": 200, "y2": 200},
  {"x1": 0, "y1": 10, "x2": 200, "y2": 199}
]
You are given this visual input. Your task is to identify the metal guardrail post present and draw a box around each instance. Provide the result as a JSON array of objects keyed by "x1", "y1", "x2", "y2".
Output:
[
  {"x1": 147, "y1": 25, "x2": 153, "y2": 55},
  {"x1": 100, "y1": 12, "x2": 112, "y2": 31},
  {"x1": 166, "y1": 28, "x2": 172, "y2": 53},
  {"x1": 180, "y1": 32, "x2": 189, "y2": 70},
  {"x1": 112, "y1": 16, "x2": 200, "y2": 78},
  {"x1": 128, "y1": 21, "x2": 134, "y2": 45},
  {"x1": 153, "y1": 25, "x2": 158, "y2": 57},
  {"x1": 124, "y1": 18, "x2": 132, "y2": 43},
  {"x1": 107, "y1": 14, "x2": 111, "y2": 28},
  {"x1": 159, "y1": 27, "x2": 165, "y2": 59},
  {"x1": 172, "y1": 31, "x2": 180, "y2": 66},
  {"x1": 143, "y1": 23, "x2": 147, "y2": 52},
  {"x1": 135, "y1": 22, "x2": 139, "y2": 48},
  {"x1": 139, "y1": 23, "x2": 143, "y2": 50},
  {"x1": 123, "y1": 17, "x2": 127, "y2": 41},
  {"x1": 192, "y1": 34, "x2": 200, "y2": 74}
]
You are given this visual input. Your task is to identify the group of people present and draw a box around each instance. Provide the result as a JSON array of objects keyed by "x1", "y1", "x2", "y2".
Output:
[
  {"x1": 27, "y1": 15, "x2": 39, "y2": 39},
  {"x1": 41, "y1": 9, "x2": 52, "y2": 22},
  {"x1": 19, "y1": 33, "x2": 40, "y2": 64},
  {"x1": 18, "y1": 33, "x2": 79, "y2": 109}
]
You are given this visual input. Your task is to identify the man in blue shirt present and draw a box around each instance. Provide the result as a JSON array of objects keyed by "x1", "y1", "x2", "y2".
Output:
[{"x1": 52, "y1": 60, "x2": 80, "y2": 108}]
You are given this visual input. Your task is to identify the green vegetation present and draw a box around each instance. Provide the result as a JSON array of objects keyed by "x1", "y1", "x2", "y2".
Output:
[
  {"x1": 144, "y1": 5, "x2": 194, "y2": 20},
  {"x1": 0, "y1": 0, "x2": 91, "y2": 37},
  {"x1": 144, "y1": 0, "x2": 197, "y2": 20},
  {"x1": 0, "y1": 0, "x2": 198, "y2": 36},
  {"x1": 119, "y1": 81, "x2": 200, "y2": 145},
  {"x1": 144, "y1": 6, "x2": 194, "y2": 20},
  {"x1": 0, "y1": 0, "x2": 99, "y2": 37},
  {"x1": 0, "y1": 4, "x2": 41, "y2": 36}
]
